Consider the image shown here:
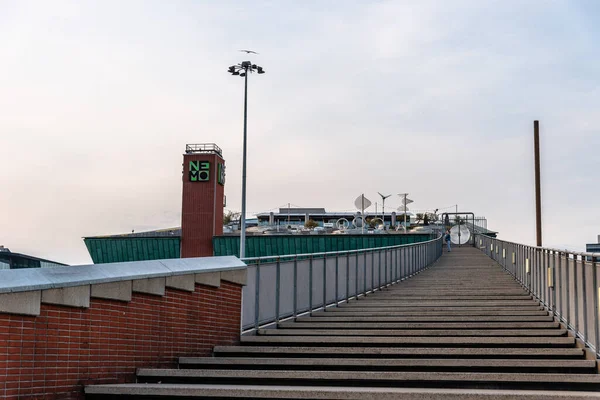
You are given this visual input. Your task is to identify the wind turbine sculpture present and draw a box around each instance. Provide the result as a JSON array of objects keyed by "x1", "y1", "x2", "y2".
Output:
[{"x1": 378, "y1": 192, "x2": 391, "y2": 230}]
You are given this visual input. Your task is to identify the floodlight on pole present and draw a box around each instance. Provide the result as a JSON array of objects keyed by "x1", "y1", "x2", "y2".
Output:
[{"x1": 228, "y1": 59, "x2": 265, "y2": 258}]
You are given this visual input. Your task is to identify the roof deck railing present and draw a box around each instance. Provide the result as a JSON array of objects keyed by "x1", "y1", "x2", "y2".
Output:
[
  {"x1": 240, "y1": 236, "x2": 443, "y2": 333},
  {"x1": 476, "y1": 234, "x2": 600, "y2": 359}
]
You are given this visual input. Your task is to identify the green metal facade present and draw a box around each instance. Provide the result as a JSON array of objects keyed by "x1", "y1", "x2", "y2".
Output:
[
  {"x1": 84, "y1": 234, "x2": 433, "y2": 264},
  {"x1": 84, "y1": 238, "x2": 180, "y2": 264},
  {"x1": 213, "y1": 234, "x2": 434, "y2": 258}
]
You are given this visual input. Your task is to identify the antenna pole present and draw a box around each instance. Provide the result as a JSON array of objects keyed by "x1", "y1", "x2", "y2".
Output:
[
  {"x1": 382, "y1": 198, "x2": 385, "y2": 230},
  {"x1": 361, "y1": 194, "x2": 365, "y2": 234},
  {"x1": 534, "y1": 120, "x2": 543, "y2": 247},
  {"x1": 456, "y1": 204, "x2": 461, "y2": 246},
  {"x1": 404, "y1": 194, "x2": 407, "y2": 233}
]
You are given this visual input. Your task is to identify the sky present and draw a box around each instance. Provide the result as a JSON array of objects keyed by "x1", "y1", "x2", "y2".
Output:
[{"x1": 1, "y1": 0, "x2": 599, "y2": 265}]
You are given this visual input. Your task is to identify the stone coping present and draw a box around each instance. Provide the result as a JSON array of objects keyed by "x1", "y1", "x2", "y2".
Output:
[{"x1": 0, "y1": 256, "x2": 246, "y2": 294}]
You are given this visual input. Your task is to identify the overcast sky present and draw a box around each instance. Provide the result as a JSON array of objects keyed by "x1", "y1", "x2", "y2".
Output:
[{"x1": 1, "y1": 0, "x2": 599, "y2": 265}]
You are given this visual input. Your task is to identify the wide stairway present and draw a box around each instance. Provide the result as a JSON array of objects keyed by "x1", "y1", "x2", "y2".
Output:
[{"x1": 87, "y1": 247, "x2": 600, "y2": 399}]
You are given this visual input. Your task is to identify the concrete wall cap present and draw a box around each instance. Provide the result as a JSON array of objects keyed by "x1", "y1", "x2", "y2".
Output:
[{"x1": 0, "y1": 256, "x2": 246, "y2": 294}]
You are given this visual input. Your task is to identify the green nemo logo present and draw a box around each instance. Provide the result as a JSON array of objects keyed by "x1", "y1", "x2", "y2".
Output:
[{"x1": 189, "y1": 161, "x2": 210, "y2": 182}]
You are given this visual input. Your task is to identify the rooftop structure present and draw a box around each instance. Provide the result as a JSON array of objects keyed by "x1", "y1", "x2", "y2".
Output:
[{"x1": 0, "y1": 246, "x2": 68, "y2": 269}]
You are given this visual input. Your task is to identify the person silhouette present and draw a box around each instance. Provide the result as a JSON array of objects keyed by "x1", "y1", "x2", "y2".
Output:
[{"x1": 445, "y1": 229, "x2": 452, "y2": 252}]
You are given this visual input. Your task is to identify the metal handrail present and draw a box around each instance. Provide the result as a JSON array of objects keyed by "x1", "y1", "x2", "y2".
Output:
[
  {"x1": 475, "y1": 234, "x2": 600, "y2": 358},
  {"x1": 241, "y1": 236, "x2": 441, "y2": 263},
  {"x1": 473, "y1": 235, "x2": 600, "y2": 259},
  {"x1": 241, "y1": 236, "x2": 443, "y2": 333}
]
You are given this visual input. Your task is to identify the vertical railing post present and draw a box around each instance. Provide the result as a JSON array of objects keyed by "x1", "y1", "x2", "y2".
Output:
[
  {"x1": 582, "y1": 254, "x2": 588, "y2": 344},
  {"x1": 378, "y1": 249, "x2": 382, "y2": 289},
  {"x1": 573, "y1": 254, "x2": 580, "y2": 338},
  {"x1": 551, "y1": 250, "x2": 556, "y2": 316},
  {"x1": 394, "y1": 247, "x2": 400, "y2": 282},
  {"x1": 355, "y1": 251, "x2": 359, "y2": 298},
  {"x1": 346, "y1": 252, "x2": 350, "y2": 303},
  {"x1": 566, "y1": 252, "x2": 571, "y2": 328},
  {"x1": 525, "y1": 246, "x2": 529, "y2": 290},
  {"x1": 364, "y1": 251, "x2": 367, "y2": 295},
  {"x1": 323, "y1": 255, "x2": 327, "y2": 311},
  {"x1": 293, "y1": 256, "x2": 298, "y2": 317},
  {"x1": 275, "y1": 257, "x2": 281, "y2": 323},
  {"x1": 400, "y1": 247, "x2": 406, "y2": 280},
  {"x1": 592, "y1": 255, "x2": 599, "y2": 357},
  {"x1": 546, "y1": 250, "x2": 550, "y2": 310},
  {"x1": 371, "y1": 250, "x2": 375, "y2": 292},
  {"x1": 412, "y1": 246, "x2": 415, "y2": 276},
  {"x1": 309, "y1": 255, "x2": 313, "y2": 315},
  {"x1": 557, "y1": 251, "x2": 563, "y2": 322},
  {"x1": 254, "y1": 259, "x2": 261, "y2": 330},
  {"x1": 334, "y1": 253, "x2": 339, "y2": 307},
  {"x1": 385, "y1": 248, "x2": 388, "y2": 286}
]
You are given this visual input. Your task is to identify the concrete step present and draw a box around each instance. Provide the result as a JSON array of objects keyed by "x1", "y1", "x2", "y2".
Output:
[
  {"x1": 178, "y1": 357, "x2": 596, "y2": 373},
  {"x1": 256, "y1": 329, "x2": 567, "y2": 337},
  {"x1": 213, "y1": 346, "x2": 585, "y2": 359},
  {"x1": 332, "y1": 302, "x2": 542, "y2": 308},
  {"x1": 294, "y1": 315, "x2": 553, "y2": 322},
  {"x1": 357, "y1": 292, "x2": 531, "y2": 297},
  {"x1": 391, "y1": 282, "x2": 522, "y2": 287},
  {"x1": 239, "y1": 335, "x2": 576, "y2": 348},
  {"x1": 336, "y1": 301, "x2": 541, "y2": 307},
  {"x1": 318, "y1": 310, "x2": 549, "y2": 316},
  {"x1": 85, "y1": 384, "x2": 600, "y2": 399},
  {"x1": 333, "y1": 305, "x2": 546, "y2": 312},
  {"x1": 279, "y1": 322, "x2": 560, "y2": 329},
  {"x1": 134, "y1": 369, "x2": 600, "y2": 390},
  {"x1": 363, "y1": 296, "x2": 534, "y2": 300}
]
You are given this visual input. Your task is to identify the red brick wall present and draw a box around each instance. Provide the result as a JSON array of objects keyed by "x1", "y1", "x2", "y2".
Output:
[
  {"x1": 0, "y1": 281, "x2": 242, "y2": 400},
  {"x1": 181, "y1": 153, "x2": 225, "y2": 258}
]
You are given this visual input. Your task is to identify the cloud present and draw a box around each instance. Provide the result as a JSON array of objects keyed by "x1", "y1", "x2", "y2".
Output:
[{"x1": 1, "y1": 0, "x2": 599, "y2": 263}]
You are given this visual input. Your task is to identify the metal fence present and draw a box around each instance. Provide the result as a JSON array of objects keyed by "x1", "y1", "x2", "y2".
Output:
[
  {"x1": 241, "y1": 236, "x2": 443, "y2": 332},
  {"x1": 476, "y1": 234, "x2": 600, "y2": 358}
]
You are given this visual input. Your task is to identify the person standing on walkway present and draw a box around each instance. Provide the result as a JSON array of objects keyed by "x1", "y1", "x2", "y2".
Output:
[{"x1": 445, "y1": 229, "x2": 452, "y2": 252}]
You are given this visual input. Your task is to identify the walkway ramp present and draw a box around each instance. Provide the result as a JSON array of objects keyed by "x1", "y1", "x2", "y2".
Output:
[{"x1": 86, "y1": 247, "x2": 600, "y2": 399}]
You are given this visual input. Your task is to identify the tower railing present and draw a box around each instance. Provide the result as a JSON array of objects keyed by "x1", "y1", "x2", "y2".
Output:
[
  {"x1": 476, "y1": 234, "x2": 600, "y2": 358},
  {"x1": 240, "y1": 236, "x2": 443, "y2": 333},
  {"x1": 185, "y1": 143, "x2": 223, "y2": 155}
]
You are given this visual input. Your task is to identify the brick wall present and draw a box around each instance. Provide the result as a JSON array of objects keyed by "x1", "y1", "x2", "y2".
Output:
[{"x1": 0, "y1": 281, "x2": 242, "y2": 400}]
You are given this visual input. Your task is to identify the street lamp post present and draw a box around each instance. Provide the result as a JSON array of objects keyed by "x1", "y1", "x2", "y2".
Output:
[{"x1": 228, "y1": 61, "x2": 265, "y2": 259}]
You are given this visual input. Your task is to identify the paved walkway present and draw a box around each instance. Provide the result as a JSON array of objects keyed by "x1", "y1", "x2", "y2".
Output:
[{"x1": 87, "y1": 247, "x2": 600, "y2": 399}]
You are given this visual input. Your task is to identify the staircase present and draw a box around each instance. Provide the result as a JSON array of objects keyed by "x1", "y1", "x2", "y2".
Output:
[{"x1": 86, "y1": 247, "x2": 600, "y2": 399}]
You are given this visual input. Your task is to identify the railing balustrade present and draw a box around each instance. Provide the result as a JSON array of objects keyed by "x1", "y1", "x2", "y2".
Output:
[
  {"x1": 476, "y1": 234, "x2": 600, "y2": 358},
  {"x1": 241, "y1": 236, "x2": 443, "y2": 332}
]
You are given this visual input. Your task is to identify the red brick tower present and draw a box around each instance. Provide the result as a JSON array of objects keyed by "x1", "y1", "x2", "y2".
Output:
[{"x1": 180, "y1": 144, "x2": 225, "y2": 257}]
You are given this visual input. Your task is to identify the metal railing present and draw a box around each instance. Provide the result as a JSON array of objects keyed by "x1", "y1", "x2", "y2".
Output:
[
  {"x1": 185, "y1": 143, "x2": 223, "y2": 155},
  {"x1": 476, "y1": 234, "x2": 600, "y2": 358},
  {"x1": 240, "y1": 236, "x2": 443, "y2": 332}
]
